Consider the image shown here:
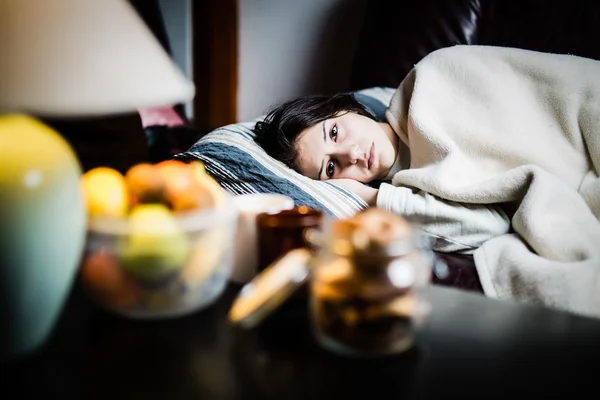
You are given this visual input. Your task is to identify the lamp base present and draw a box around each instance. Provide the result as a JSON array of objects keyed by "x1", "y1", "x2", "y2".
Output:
[{"x1": 0, "y1": 114, "x2": 86, "y2": 362}]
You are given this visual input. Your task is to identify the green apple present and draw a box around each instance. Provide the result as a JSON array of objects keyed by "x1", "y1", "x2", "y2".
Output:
[{"x1": 118, "y1": 204, "x2": 189, "y2": 281}]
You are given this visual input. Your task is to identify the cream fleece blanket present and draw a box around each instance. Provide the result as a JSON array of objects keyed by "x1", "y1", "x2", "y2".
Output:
[{"x1": 385, "y1": 45, "x2": 600, "y2": 318}]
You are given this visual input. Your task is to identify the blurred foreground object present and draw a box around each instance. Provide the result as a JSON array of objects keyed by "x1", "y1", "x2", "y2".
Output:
[
  {"x1": 0, "y1": 0, "x2": 194, "y2": 362},
  {"x1": 79, "y1": 161, "x2": 236, "y2": 319},
  {"x1": 230, "y1": 208, "x2": 434, "y2": 357}
]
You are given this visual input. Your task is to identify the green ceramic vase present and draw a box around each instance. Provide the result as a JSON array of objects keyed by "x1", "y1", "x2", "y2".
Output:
[{"x1": 0, "y1": 114, "x2": 86, "y2": 361}]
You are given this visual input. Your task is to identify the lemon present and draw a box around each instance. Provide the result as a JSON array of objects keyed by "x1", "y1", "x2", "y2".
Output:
[
  {"x1": 81, "y1": 167, "x2": 129, "y2": 218},
  {"x1": 118, "y1": 204, "x2": 189, "y2": 281}
]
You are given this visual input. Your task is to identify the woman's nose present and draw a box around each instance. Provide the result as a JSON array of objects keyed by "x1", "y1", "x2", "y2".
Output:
[
  {"x1": 348, "y1": 144, "x2": 361, "y2": 165},
  {"x1": 335, "y1": 144, "x2": 363, "y2": 166}
]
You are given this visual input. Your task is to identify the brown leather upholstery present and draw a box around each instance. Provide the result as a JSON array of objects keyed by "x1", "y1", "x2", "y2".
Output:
[{"x1": 350, "y1": 0, "x2": 600, "y2": 90}]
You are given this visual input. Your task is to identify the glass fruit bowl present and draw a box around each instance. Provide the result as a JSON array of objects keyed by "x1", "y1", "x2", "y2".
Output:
[{"x1": 79, "y1": 193, "x2": 237, "y2": 319}]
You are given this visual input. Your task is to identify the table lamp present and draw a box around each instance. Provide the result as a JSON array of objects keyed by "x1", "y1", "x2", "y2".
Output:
[{"x1": 0, "y1": 0, "x2": 195, "y2": 361}]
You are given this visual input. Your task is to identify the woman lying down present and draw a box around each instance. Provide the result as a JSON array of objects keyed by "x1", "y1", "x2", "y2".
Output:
[{"x1": 254, "y1": 45, "x2": 600, "y2": 318}]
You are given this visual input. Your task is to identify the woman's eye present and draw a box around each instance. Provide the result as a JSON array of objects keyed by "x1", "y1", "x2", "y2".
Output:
[
  {"x1": 330, "y1": 124, "x2": 338, "y2": 141},
  {"x1": 326, "y1": 160, "x2": 335, "y2": 178}
]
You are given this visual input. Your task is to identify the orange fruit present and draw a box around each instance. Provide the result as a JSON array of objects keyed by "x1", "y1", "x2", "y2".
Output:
[
  {"x1": 124, "y1": 162, "x2": 168, "y2": 206},
  {"x1": 81, "y1": 167, "x2": 129, "y2": 218},
  {"x1": 155, "y1": 160, "x2": 213, "y2": 211},
  {"x1": 80, "y1": 251, "x2": 140, "y2": 309},
  {"x1": 189, "y1": 161, "x2": 226, "y2": 209}
]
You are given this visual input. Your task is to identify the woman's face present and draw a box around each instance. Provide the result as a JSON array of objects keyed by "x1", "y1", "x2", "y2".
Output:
[{"x1": 295, "y1": 112, "x2": 398, "y2": 183}]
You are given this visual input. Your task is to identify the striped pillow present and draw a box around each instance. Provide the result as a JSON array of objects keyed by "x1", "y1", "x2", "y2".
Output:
[{"x1": 177, "y1": 87, "x2": 396, "y2": 218}]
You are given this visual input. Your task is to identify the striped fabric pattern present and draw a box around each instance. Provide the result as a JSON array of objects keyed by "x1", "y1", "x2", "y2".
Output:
[{"x1": 178, "y1": 87, "x2": 396, "y2": 218}]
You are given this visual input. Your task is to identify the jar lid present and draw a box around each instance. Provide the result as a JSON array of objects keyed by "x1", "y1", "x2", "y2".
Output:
[
  {"x1": 325, "y1": 209, "x2": 416, "y2": 257},
  {"x1": 257, "y1": 206, "x2": 323, "y2": 228},
  {"x1": 228, "y1": 248, "x2": 311, "y2": 329}
]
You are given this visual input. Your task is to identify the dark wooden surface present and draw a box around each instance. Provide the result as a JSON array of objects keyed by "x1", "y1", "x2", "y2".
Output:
[
  {"x1": 2, "y1": 282, "x2": 599, "y2": 399},
  {"x1": 192, "y1": 0, "x2": 239, "y2": 130}
]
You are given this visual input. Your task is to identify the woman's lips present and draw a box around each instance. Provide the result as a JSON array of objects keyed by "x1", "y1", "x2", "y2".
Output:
[{"x1": 368, "y1": 143, "x2": 375, "y2": 169}]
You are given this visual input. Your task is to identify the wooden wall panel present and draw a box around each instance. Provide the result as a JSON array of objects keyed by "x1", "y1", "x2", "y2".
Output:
[{"x1": 192, "y1": 0, "x2": 238, "y2": 130}]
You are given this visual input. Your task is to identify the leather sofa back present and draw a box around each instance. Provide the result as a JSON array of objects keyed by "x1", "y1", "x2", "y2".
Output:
[{"x1": 350, "y1": 0, "x2": 600, "y2": 90}]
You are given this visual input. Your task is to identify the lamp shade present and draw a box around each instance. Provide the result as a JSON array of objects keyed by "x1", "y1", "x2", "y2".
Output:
[{"x1": 0, "y1": 0, "x2": 195, "y2": 117}]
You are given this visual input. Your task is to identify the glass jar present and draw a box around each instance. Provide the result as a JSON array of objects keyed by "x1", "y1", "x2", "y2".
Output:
[
  {"x1": 228, "y1": 208, "x2": 433, "y2": 358},
  {"x1": 309, "y1": 210, "x2": 432, "y2": 356},
  {"x1": 257, "y1": 206, "x2": 323, "y2": 271}
]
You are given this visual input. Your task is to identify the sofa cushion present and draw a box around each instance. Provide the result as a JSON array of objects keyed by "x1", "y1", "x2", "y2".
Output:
[{"x1": 350, "y1": 0, "x2": 600, "y2": 91}]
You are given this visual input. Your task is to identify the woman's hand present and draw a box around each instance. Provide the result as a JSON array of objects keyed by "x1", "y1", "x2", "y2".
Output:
[{"x1": 327, "y1": 179, "x2": 378, "y2": 206}]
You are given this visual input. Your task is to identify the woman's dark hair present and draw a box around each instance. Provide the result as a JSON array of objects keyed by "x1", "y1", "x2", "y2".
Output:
[{"x1": 254, "y1": 93, "x2": 375, "y2": 171}]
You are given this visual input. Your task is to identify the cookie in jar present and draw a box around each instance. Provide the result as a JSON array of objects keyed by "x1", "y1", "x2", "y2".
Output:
[{"x1": 309, "y1": 208, "x2": 433, "y2": 356}]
